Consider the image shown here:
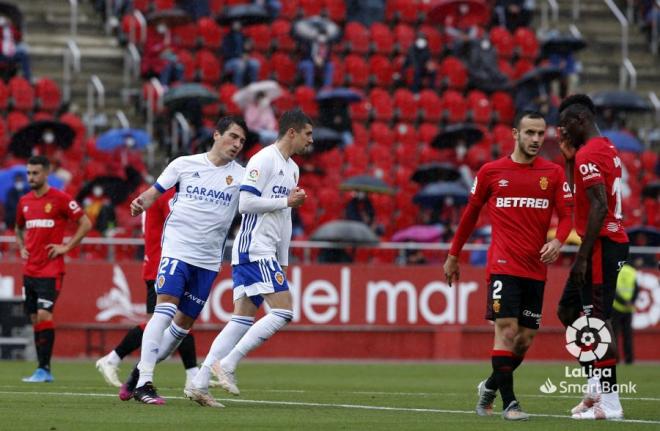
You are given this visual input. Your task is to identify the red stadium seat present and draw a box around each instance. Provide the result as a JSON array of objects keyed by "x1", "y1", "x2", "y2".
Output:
[
  {"x1": 175, "y1": 49, "x2": 196, "y2": 81},
  {"x1": 369, "y1": 88, "x2": 393, "y2": 122},
  {"x1": 349, "y1": 99, "x2": 370, "y2": 122},
  {"x1": 32, "y1": 112, "x2": 53, "y2": 121},
  {"x1": 331, "y1": 54, "x2": 345, "y2": 86},
  {"x1": 369, "y1": 121, "x2": 394, "y2": 145},
  {"x1": 418, "y1": 123, "x2": 439, "y2": 146},
  {"x1": 0, "y1": 116, "x2": 7, "y2": 150},
  {"x1": 294, "y1": 86, "x2": 318, "y2": 118},
  {"x1": 271, "y1": 19, "x2": 296, "y2": 52},
  {"x1": 490, "y1": 27, "x2": 514, "y2": 59},
  {"x1": 439, "y1": 56, "x2": 468, "y2": 91},
  {"x1": 386, "y1": 0, "x2": 419, "y2": 24},
  {"x1": 0, "y1": 80, "x2": 8, "y2": 111},
  {"x1": 243, "y1": 24, "x2": 271, "y2": 52},
  {"x1": 325, "y1": 0, "x2": 346, "y2": 22},
  {"x1": 270, "y1": 53, "x2": 297, "y2": 86},
  {"x1": 345, "y1": 54, "x2": 369, "y2": 88},
  {"x1": 491, "y1": 91, "x2": 515, "y2": 124},
  {"x1": 497, "y1": 59, "x2": 515, "y2": 80},
  {"x1": 172, "y1": 23, "x2": 198, "y2": 49},
  {"x1": 394, "y1": 24, "x2": 415, "y2": 54},
  {"x1": 251, "y1": 52, "x2": 270, "y2": 80},
  {"x1": 492, "y1": 123, "x2": 515, "y2": 154},
  {"x1": 419, "y1": 144, "x2": 443, "y2": 163},
  {"x1": 209, "y1": 0, "x2": 225, "y2": 13},
  {"x1": 395, "y1": 145, "x2": 418, "y2": 170},
  {"x1": 369, "y1": 145, "x2": 395, "y2": 173},
  {"x1": 467, "y1": 90, "x2": 492, "y2": 125},
  {"x1": 154, "y1": 0, "x2": 175, "y2": 9},
  {"x1": 394, "y1": 122, "x2": 418, "y2": 147},
  {"x1": 60, "y1": 112, "x2": 85, "y2": 140},
  {"x1": 369, "y1": 54, "x2": 395, "y2": 87},
  {"x1": 344, "y1": 145, "x2": 369, "y2": 172},
  {"x1": 351, "y1": 121, "x2": 369, "y2": 147},
  {"x1": 393, "y1": 88, "x2": 417, "y2": 123},
  {"x1": 196, "y1": 50, "x2": 221, "y2": 84},
  {"x1": 35, "y1": 78, "x2": 61, "y2": 113},
  {"x1": 514, "y1": 27, "x2": 539, "y2": 60},
  {"x1": 300, "y1": 0, "x2": 323, "y2": 16},
  {"x1": 370, "y1": 23, "x2": 394, "y2": 55},
  {"x1": 218, "y1": 83, "x2": 241, "y2": 115},
  {"x1": 121, "y1": 13, "x2": 145, "y2": 46},
  {"x1": 513, "y1": 59, "x2": 534, "y2": 80},
  {"x1": 279, "y1": 0, "x2": 300, "y2": 20},
  {"x1": 7, "y1": 110, "x2": 29, "y2": 133},
  {"x1": 441, "y1": 90, "x2": 467, "y2": 123},
  {"x1": 273, "y1": 88, "x2": 295, "y2": 114},
  {"x1": 418, "y1": 89, "x2": 442, "y2": 123},
  {"x1": 343, "y1": 22, "x2": 370, "y2": 55},
  {"x1": 419, "y1": 25, "x2": 443, "y2": 55},
  {"x1": 198, "y1": 17, "x2": 224, "y2": 49},
  {"x1": 9, "y1": 77, "x2": 34, "y2": 112}
]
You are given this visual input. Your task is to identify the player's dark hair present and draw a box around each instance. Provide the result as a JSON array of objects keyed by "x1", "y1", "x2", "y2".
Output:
[
  {"x1": 559, "y1": 94, "x2": 596, "y2": 117},
  {"x1": 216, "y1": 115, "x2": 248, "y2": 137},
  {"x1": 278, "y1": 109, "x2": 313, "y2": 138},
  {"x1": 27, "y1": 155, "x2": 50, "y2": 169},
  {"x1": 514, "y1": 110, "x2": 545, "y2": 129}
]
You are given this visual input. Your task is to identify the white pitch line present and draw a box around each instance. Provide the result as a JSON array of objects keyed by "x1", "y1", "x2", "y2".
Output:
[{"x1": 0, "y1": 390, "x2": 659, "y2": 425}]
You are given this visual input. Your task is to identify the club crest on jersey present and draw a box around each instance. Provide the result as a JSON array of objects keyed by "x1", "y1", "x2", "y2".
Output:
[
  {"x1": 493, "y1": 300, "x2": 501, "y2": 313},
  {"x1": 157, "y1": 275, "x2": 166, "y2": 289},
  {"x1": 274, "y1": 271, "x2": 285, "y2": 285},
  {"x1": 226, "y1": 175, "x2": 233, "y2": 185},
  {"x1": 539, "y1": 176, "x2": 549, "y2": 190},
  {"x1": 44, "y1": 203, "x2": 52, "y2": 213}
]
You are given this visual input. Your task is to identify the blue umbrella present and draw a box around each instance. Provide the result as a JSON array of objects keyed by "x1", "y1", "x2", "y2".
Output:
[
  {"x1": 316, "y1": 88, "x2": 363, "y2": 104},
  {"x1": 413, "y1": 181, "x2": 469, "y2": 207},
  {"x1": 602, "y1": 130, "x2": 643, "y2": 153},
  {"x1": 96, "y1": 128, "x2": 150, "y2": 152},
  {"x1": 0, "y1": 165, "x2": 64, "y2": 204}
]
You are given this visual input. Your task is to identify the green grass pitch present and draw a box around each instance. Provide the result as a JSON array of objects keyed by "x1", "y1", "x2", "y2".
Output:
[{"x1": 1, "y1": 360, "x2": 659, "y2": 430}]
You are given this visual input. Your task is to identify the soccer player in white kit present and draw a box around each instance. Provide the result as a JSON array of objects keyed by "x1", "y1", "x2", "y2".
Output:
[
  {"x1": 186, "y1": 109, "x2": 312, "y2": 407},
  {"x1": 120, "y1": 117, "x2": 247, "y2": 405}
]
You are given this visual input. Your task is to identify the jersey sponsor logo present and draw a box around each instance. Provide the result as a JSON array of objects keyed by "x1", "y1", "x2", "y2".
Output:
[
  {"x1": 471, "y1": 177, "x2": 478, "y2": 194},
  {"x1": 539, "y1": 176, "x2": 549, "y2": 190},
  {"x1": 495, "y1": 197, "x2": 550, "y2": 208},
  {"x1": 183, "y1": 291, "x2": 207, "y2": 306},
  {"x1": 184, "y1": 185, "x2": 233, "y2": 205},
  {"x1": 68, "y1": 200, "x2": 81, "y2": 212},
  {"x1": 44, "y1": 203, "x2": 52, "y2": 213},
  {"x1": 226, "y1": 175, "x2": 233, "y2": 185},
  {"x1": 498, "y1": 179, "x2": 509, "y2": 188},
  {"x1": 25, "y1": 219, "x2": 55, "y2": 228},
  {"x1": 579, "y1": 162, "x2": 601, "y2": 181},
  {"x1": 275, "y1": 271, "x2": 284, "y2": 285},
  {"x1": 271, "y1": 185, "x2": 292, "y2": 196}
]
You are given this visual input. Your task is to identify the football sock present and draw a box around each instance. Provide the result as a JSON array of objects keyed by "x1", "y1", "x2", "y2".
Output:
[
  {"x1": 220, "y1": 310, "x2": 292, "y2": 373},
  {"x1": 136, "y1": 303, "x2": 176, "y2": 387},
  {"x1": 595, "y1": 359, "x2": 617, "y2": 394},
  {"x1": 156, "y1": 321, "x2": 189, "y2": 362},
  {"x1": 193, "y1": 316, "x2": 254, "y2": 389},
  {"x1": 491, "y1": 350, "x2": 517, "y2": 408},
  {"x1": 34, "y1": 321, "x2": 55, "y2": 371},
  {"x1": 105, "y1": 350, "x2": 122, "y2": 366},
  {"x1": 177, "y1": 333, "x2": 198, "y2": 370},
  {"x1": 113, "y1": 325, "x2": 144, "y2": 359},
  {"x1": 485, "y1": 353, "x2": 523, "y2": 391}
]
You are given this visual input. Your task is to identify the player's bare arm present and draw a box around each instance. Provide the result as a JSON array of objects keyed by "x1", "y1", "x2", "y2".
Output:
[
  {"x1": 130, "y1": 186, "x2": 163, "y2": 216},
  {"x1": 46, "y1": 214, "x2": 92, "y2": 259},
  {"x1": 15, "y1": 226, "x2": 29, "y2": 259},
  {"x1": 287, "y1": 187, "x2": 307, "y2": 208},
  {"x1": 570, "y1": 183, "x2": 607, "y2": 288},
  {"x1": 443, "y1": 254, "x2": 460, "y2": 287}
]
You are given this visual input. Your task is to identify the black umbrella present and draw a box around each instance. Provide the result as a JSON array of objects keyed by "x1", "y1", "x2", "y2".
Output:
[
  {"x1": 412, "y1": 163, "x2": 461, "y2": 184},
  {"x1": 75, "y1": 167, "x2": 142, "y2": 206},
  {"x1": 592, "y1": 91, "x2": 652, "y2": 113},
  {"x1": 0, "y1": 2, "x2": 23, "y2": 30},
  {"x1": 642, "y1": 181, "x2": 660, "y2": 199},
  {"x1": 413, "y1": 181, "x2": 470, "y2": 207},
  {"x1": 316, "y1": 88, "x2": 363, "y2": 104},
  {"x1": 515, "y1": 65, "x2": 563, "y2": 89},
  {"x1": 146, "y1": 8, "x2": 193, "y2": 27},
  {"x1": 163, "y1": 84, "x2": 218, "y2": 111},
  {"x1": 216, "y1": 4, "x2": 272, "y2": 26},
  {"x1": 292, "y1": 16, "x2": 342, "y2": 43},
  {"x1": 311, "y1": 220, "x2": 379, "y2": 244},
  {"x1": 432, "y1": 123, "x2": 484, "y2": 149},
  {"x1": 541, "y1": 34, "x2": 587, "y2": 56},
  {"x1": 9, "y1": 121, "x2": 75, "y2": 158},
  {"x1": 626, "y1": 226, "x2": 660, "y2": 246},
  {"x1": 311, "y1": 127, "x2": 343, "y2": 152},
  {"x1": 339, "y1": 175, "x2": 396, "y2": 194}
]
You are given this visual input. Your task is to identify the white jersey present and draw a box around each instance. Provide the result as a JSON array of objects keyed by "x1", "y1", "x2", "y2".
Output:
[
  {"x1": 154, "y1": 153, "x2": 244, "y2": 271},
  {"x1": 232, "y1": 145, "x2": 298, "y2": 265}
]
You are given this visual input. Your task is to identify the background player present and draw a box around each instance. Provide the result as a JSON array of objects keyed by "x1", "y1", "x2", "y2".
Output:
[
  {"x1": 556, "y1": 94, "x2": 629, "y2": 420},
  {"x1": 120, "y1": 117, "x2": 247, "y2": 405},
  {"x1": 443, "y1": 111, "x2": 573, "y2": 420},
  {"x1": 185, "y1": 109, "x2": 312, "y2": 407},
  {"x1": 16, "y1": 155, "x2": 92, "y2": 383}
]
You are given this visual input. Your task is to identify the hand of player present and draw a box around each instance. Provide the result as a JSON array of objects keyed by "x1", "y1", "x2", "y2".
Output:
[
  {"x1": 569, "y1": 256, "x2": 588, "y2": 289},
  {"x1": 443, "y1": 255, "x2": 460, "y2": 287},
  {"x1": 130, "y1": 196, "x2": 145, "y2": 216},
  {"x1": 539, "y1": 238, "x2": 562, "y2": 264},
  {"x1": 46, "y1": 243, "x2": 69, "y2": 259},
  {"x1": 558, "y1": 127, "x2": 576, "y2": 161},
  {"x1": 19, "y1": 247, "x2": 29, "y2": 260},
  {"x1": 287, "y1": 187, "x2": 307, "y2": 208}
]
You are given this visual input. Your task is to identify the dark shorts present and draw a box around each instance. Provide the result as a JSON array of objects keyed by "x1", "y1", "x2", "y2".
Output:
[
  {"x1": 559, "y1": 237, "x2": 629, "y2": 320},
  {"x1": 485, "y1": 274, "x2": 545, "y2": 329},
  {"x1": 145, "y1": 280, "x2": 157, "y2": 314},
  {"x1": 23, "y1": 275, "x2": 62, "y2": 315}
]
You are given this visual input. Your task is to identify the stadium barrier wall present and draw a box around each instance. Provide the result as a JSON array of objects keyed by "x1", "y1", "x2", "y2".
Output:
[{"x1": 0, "y1": 262, "x2": 658, "y2": 360}]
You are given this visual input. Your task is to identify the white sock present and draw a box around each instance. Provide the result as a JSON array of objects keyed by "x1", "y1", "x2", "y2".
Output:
[
  {"x1": 156, "y1": 321, "x2": 190, "y2": 362},
  {"x1": 220, "y1": 309, "x2": 292, "y2": 373},
  {"x1": 192, "y1": 315, "x2": 254, "y2": 389},
  {"x1": 106, "y1": 350, "x2": 121, "y2": 366},
  {"x1": 185, "y1": 366, "x2": 199, "y2": 381},
  {"x1": 601, "y1": 391, "x2": 622, "y2": 410},
  {"x1": 136, "y1": 303, "x2": 177, "y2": 387},
  {"x1": 587, "y1": 376, "x2": 600, "y2": 396}
]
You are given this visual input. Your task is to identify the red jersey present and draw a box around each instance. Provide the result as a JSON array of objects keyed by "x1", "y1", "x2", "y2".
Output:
[
  {"x1": 142, "y1": 188, "x2": 175, "y2": 280},
  {"x1": 573, "y1": 137, "x2": 629, "y2": 243},
  {"x1": 450, "y1": 156, "x2": 573, "y2": 281},
  {"x1": 16, "y1": 188, "x2": 83, "y2": 277}
]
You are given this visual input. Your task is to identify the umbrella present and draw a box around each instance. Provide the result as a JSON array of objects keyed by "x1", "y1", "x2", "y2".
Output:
[
  {"x1": 642, "y1": 181, "x2": 660, "y2": 199},
  {"x1": 96, "y1": 128, "x2": 150, "y2": 152},
  {"x1": 9, "y1": 121, "x2": 75, "y2": 158},
  {"x1": 412, "y1": 163, "x2": 461, "y2": 184},
  {"x1": 339, "y1": 175, "x2": 396, "y2": 195},
  {"x1": 0, "y1": 2, "x2": 23, "y2": 30},
  {"x1": 232, "y1": 80, "x2": 282, "y2": 108},
  {"x1": 311, "y1": 127, "x2": 343, "y2": 152},
  {"x1": 626, "y1": 226, "x2": 660, "y2": 246},
  {"x1": 146, "y1": 8, "x2": 192, "y2": 27},
  {"x1": 316, "y1": 87, "x2": 363, "y2": 104},
  {"x1": 163, "y1": 84, "x2": 218, "y2": 110},
  {"x1": 0, "y1": 165, "x2": 63, "y2": 204},
  {"x1": 602, "y1": 130, "x2": 643, "y2": 153},
  {"x1": 413, "y1": 181, "x2": 470, "y2": 207},
  {"x1": 515, "y1": 65, "x2": 563, "y2": 89},
  {"x1": 310, "y1": 220, "x2": 379, "y2": 244},
  {"x1": 292, "y1": 16, "x2": 342, "y2": 43},
  {"x1": 216, "y1": 3, "x2": 272, "y2": 26},
  {"x1": 392, "y1": 225, "x2": 446, "y2": 243},
  {"x1": 75, "y1": 167, "x2": 142, "y2": 206},
  {"x1": 431, "y1": 123, "x2": 484, "y2": 149},
  {"x1": 541, "y1": 34, "x2": 587, "y2": 56},
  {"x1": 591, "y1": 91, "x2": 652, "y2": 112},
  {"x1": 427, "y1": 0, "x2": 490, "y2": 27}
]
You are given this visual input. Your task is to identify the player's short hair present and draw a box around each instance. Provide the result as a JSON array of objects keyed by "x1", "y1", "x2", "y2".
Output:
[
  {"x1": 558, "y1": 94, "x2": 596, "y2": 118},
  {"x1": 514, "y1": 110, "x2": 545, "y2": 129},
  {"x1": 27, "y1": 155, "x2": 50, "y2": 170},
  {"x1": 278, "y1": 109, "x2": 313, "y2": 138},
  {"x1": 216, "y1": 116, "x2": 248, "y2": 138}
]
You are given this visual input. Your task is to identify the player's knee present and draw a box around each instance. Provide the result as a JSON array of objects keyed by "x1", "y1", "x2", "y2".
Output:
[
  {"x1": 36, "y1": 309, "x2": 52, "y2": 323},
  {"x1": 514, "y1": 334, "x2": 535, "y2": 355},
  {"x1": 557, "y1": 306, "x2": 578, "y2": 327},
  {"x1": 497, "y1": 322, "x2": 518, "y2": 346}
]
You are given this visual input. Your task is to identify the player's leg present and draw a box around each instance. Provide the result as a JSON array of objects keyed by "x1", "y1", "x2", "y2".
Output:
[
  {"x1": 177, "y1": 332, "x2": 199, "y2": 387},
  {"x1": 22, "y1": 276, "x2": 59, "y2": 383}
]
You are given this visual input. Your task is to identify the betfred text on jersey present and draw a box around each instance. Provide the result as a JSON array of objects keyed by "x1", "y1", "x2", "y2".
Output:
[
  {"x1": 495, "y1": 197, "x2": 550, "y2": 208},
  {"x1": 25, "y1": 219, "x2": 56, "y2": 228}
]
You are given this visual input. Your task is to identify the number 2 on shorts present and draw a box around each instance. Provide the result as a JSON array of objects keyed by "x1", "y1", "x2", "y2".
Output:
[{"x1": 492, "y1": 280, "x2": 503, "y2": 299}]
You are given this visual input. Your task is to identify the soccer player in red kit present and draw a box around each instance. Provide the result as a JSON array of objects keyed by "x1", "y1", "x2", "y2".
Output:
[
  {"x1": 556, "y1": 94, "x2": 629, "y2": 420},
  {"x1": 443, "y1": 111, "x2": 573, "y2": 420},
  {"x1": 15, "y1": 156, "x2": 92, "y2": 382},
  {"x1": 96, "y1": 188, "x2": 206, "y2": 388}
]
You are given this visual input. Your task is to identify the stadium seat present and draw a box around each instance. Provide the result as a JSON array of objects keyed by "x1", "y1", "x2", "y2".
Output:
[
  {"x1": 492, "y1": 123, "x2": 515, "y2": 154},
  {"x1": 294, "y1": 86, "x2": 318, "y2": 118},
  {"x1": 369, "y1": 121, "x2": 394, "y2": 146},
  {"x1": 351, "y1": 121, "x2": 368, "y2": 147},
  {"x1": 243, "y1": 24, "x2": 271, "y2": 52},
  {"x1": 514, "y1": 27, "x2": 539, "y2": 60},
  {"x1": 369, "y1": 54, "x2": 395, "y2": 87},
  {"x1": 467, "y1": 90, "x2": 492, "y2": 125},
  {"x1": 393, "y1": 24, "x2": 415, "y2": 54},
  {"x1": 35, "y1": 78, "x2": 61, "y2": 113},
  {"x1": 441, "y1": 90, "x2": 468, "y2": 123},
  {"x1": 418, "y1": 89, "x2": 442, "y2": 123},
  {"x1": 344, "y1": 22, "x2": 370, "y2": 55},
  {"x1": 513, "y1": 59, "x2": 534, "y2": 80},
  {"x1": 0, "y1": 80, "x2": 8, "y2": 111},
  {"x1": 394, "y1": 122, "x2": 418, "y2": 147},
  {"x1": 344, "y1": 145, "x2": 369, "y2": 172},
  {"x1": 273, "y1": 88, "x2": 295, "y2": 113},
  {"x1": 132, "y1": 0, "x2": 150, "y2": 11},
  {"x1": 345, "y1": 54, "x2": 369, "y2": 88},
  {"x1": 490, "y1": 91, "x2": 515, "y2": 124},
  {"x1": 370, "y1": 23, "x2": 394, "y2": 55},
  {"x1": 0, "y1": 116, "x2": 7, "y2": 151},
  {"x1": 325, "y1": 0, "x2": 346, "y2": 22},
  {"x1": 251, "y1": 52, "x2": 270, "y2": 81},
  {"x1": 279, "y1": 0, "x2": 300, "y2": 20},
  {"x1": 154, "y1": 0, "x2": 175, "y2": 9},
  {"x1": 32, "y1": 112, "x2": 54, "y2": 122},
  {"x1": 490, "y1": 27, "x2": 514, "y2": 59},
  {"x1": 419, "y1": 144, "x2": 443, "y2": 163},
  {"x1": 419, "y1": 25, "x2": 443, "y2": 55},
  {"x1": 196, "y1": 50, "x2": 221, "y2": 84},
  {"x1": 218, "y1": 83, "x2": 241, "y2": 115},
  {"x1": 60, "y1": 112, "x2": 86, "y2": 140},
  {"x1": 418, "y1": 123, "x2": 439, "y2": 146},
  {"x1": 172, "y1": 23, "x2": 198, "y2": 49},
  {"x1": 271, "y1": 19, "x2": 296, "y2": 52},
  {"x1": 7, "y1": 110, "x2": 29, "y2": 133},
  {"x1": 386, "y1": 0, "x2": 419, "y2": 24},
  {"x1": 497, "y1": 59, "x2": 515, "y2": 80},
  {"x1": 369, "y1": 88, "x2": 394, "y2": 122},
  {"x1": 300, "y1": 0, "x2": 323, "y2": 16},
  {"x1": 331, "y1": 54, "x2": 345, "y2": 86},
  {"x1": 121, "y1": 13, "x2": 145, "y2": 46},
  {"x1": 393, "y1": 88, "x2": 417, "y2": 123},
  {"x1": 270, "y1": 53, "x2": 297, "y2": 86},
  {"x1": 439, "y1": 56, "x2": 468, "y2": 91},
  {"x1": 209, "y1": 0, "x2": 225, "y2": 13},
  {"x1": 369, "y1": 145, "x2": 395, "y2": 173},
  {"x1": 349, "y1": 99, "x2": 370, "y2": 122},
  {"x1": 198, "y1": 17, "x2": 223, "y2": 49},
  {"x1": 175, "y1": 48, "x2": 196, "y2": 81},
  {"x1": 9, "y1": 77, "x2": 34, "y2": 112}
]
